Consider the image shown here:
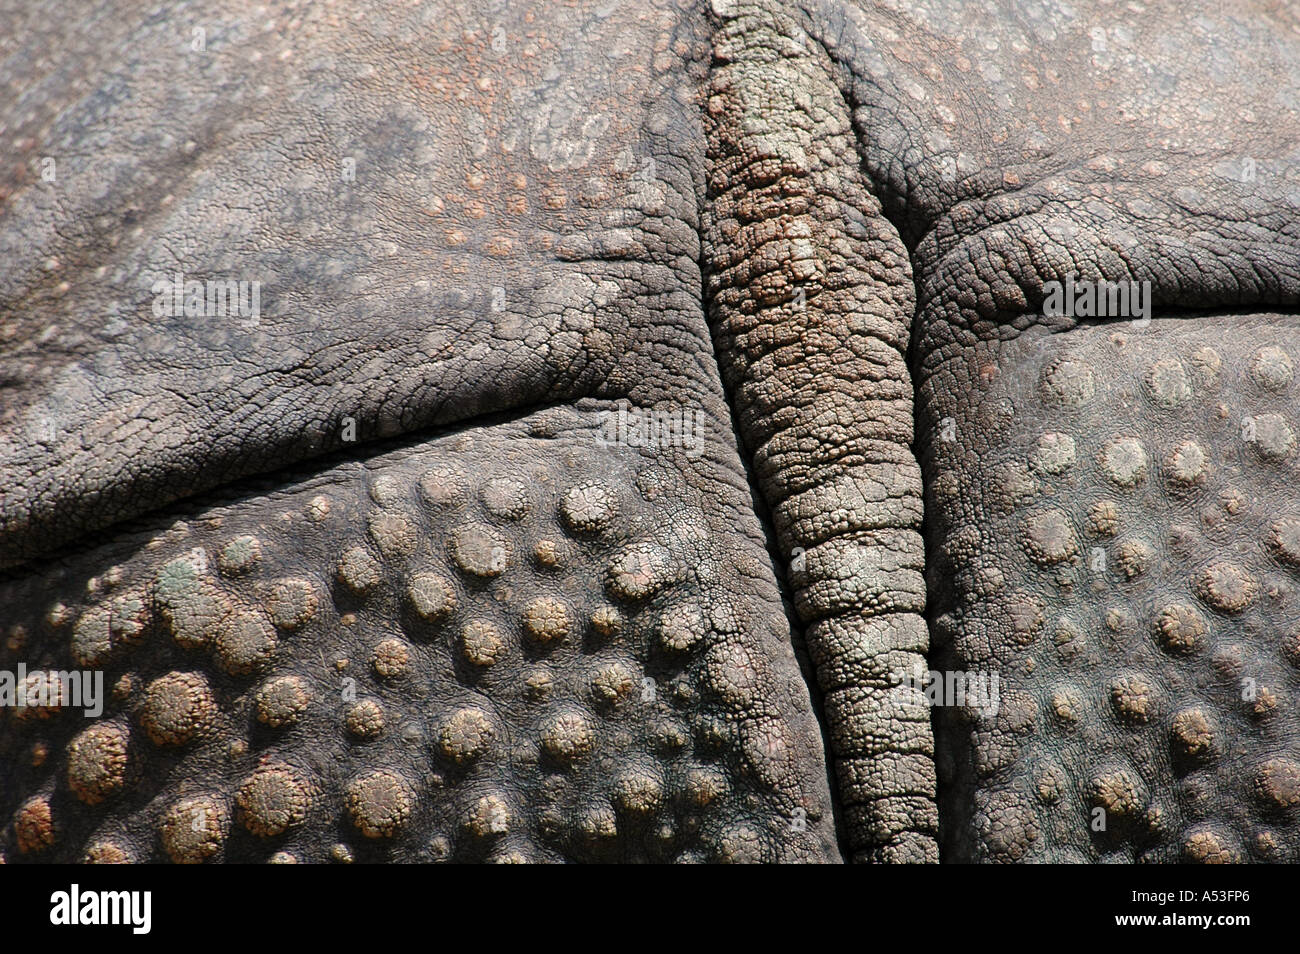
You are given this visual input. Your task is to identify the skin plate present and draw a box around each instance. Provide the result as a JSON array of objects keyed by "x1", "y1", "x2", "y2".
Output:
[
  {"x1": 0, "y1": 405, "x2": 839, "y2": 863},
  {"x1": 921, "y1": 316, "x2": 1300, "y2": 862}
]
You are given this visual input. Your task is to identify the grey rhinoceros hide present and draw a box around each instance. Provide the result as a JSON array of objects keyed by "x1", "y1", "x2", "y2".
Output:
[{"x1": 2, "y1": 0, "x2": 1300, "y2": 864}]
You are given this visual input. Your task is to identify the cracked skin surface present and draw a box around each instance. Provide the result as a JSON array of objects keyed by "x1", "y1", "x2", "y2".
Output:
[
  {"x1": 2, "y1": 407, "x2": 837, "y2": 862},
  {"x1": 3, "y1": 0, "x2": 1300, "y2": 862}
]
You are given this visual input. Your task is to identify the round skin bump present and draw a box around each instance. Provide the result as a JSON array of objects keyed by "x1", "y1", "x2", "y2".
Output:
[
  {"x1": 15, "y1": 796, "x2": 57, "y2": 854},
  {"x1": 559, "y1": 484, "x2": 618, "y2": 534},
  {"x1": 1029, "y1": 432, "x2": 1076, "y2": 475},
  {"x1": 66, "y1": 722, "x2": 130, "y2": 805},
  {"x1": 371, "y1": 638, "x2": 411, "y2": 680},
  {"x1": 214, "y1": 608, "x2": 278, "y2": 676},
  {"x1": 1021, "y1": 509, "x2": 1078, "y2": 565},
  {"x1": 610, "y1": 768, "x2": 665, "y2": 816},
  {"x1": 538, "y1": 710, "x2": 596, "y2": 765},
  {"x1": 218, "y1": 535, "x2": 262, "y2": 575},
  {"x1": 1267, "y1": 518, "x2": 1300, "y2": 567},
  {"x1": 464, "y1": 794, "x2": 512, "y2": 838},
  {"x1": 1088, "y1": 768, "x2": 1149, "y2": 821},
  {"x1": 255, "y1": 675, "x2": 312, "y2": 728},
  {"x1": 1170, "y1": 708, "x2": 1220, "y2": 764},
  {"x1": 1040, "y1": 357, "x2": 1096, "y2": 408},
  {"x1": 160, "y1": 796, "x2": 228, "y2": 864},
  {"x1": 1253, "y1": 759, "x2": 1300, "y2": 812},
  {"x1": 345, "y1": 771, "x2": 415, "y2": 839},
  {"x1": 264, "y1": 578, "x2": 319, "y2": 630},
  {"x1": 419, "y1": 467, "x2": 466, "y2": 509},
  {"x1": 532, "y1": 538, "x2": 568, "y2": 569},
  {"x1": 458, "y1": 619, "x2": 507, "y2": 667},
  {"x1": 1086, "y1": 500, "x2": 1119, "y2": 537},
  {"x1": 1182, "y1": 828, "x2": 1244, "y2": 864},
  {"x1": 436, "y1": 707, "x2": 496, "y2": 764},
  {"x1": 368, "y1": 512, "x2": 418, "y2": 558},
  {"x1": 1163, "y1": 440, "x2": 1208, "y2": 490},
  {"x1": 605, "y1": 543, "x2": 679, "y2": 602},
  {"x1": 1110, "y1": 674, "x2": 1158, "y2": 725},
  {"x1": 1098, "y1": 437, "x2": 1148, "y2": 489},
  {"x1": 480, "y1": 477, "x2": 531, "y2": 521},
  {"x1": 1250, "y1": 346, "x2": 1294, "y2": 391},
  {"x1": 1151, "y1": 604, "x2": 1206, "y2": 655},
  {"x1": 1195, "y1": 563, "x2": 1258, "y2": 614},
  {"x1": 1114, "y1": 539, "x2": 1151, "y2": 580},
  {"x1": 1244, "y1": 414, "x2": 1296, "y2": 462},
  {"x1": 305, "y1": 495, "x2": 332, "y2": 521},
  {"x1": 84, "y1": 842, "x2": 132, "y2": 864},
  {"x1": 406, "y1": 572, "x2": 457, "y2": 621},
  {"x1": 1143, "y1": 358, "x2": 1191, "y2": 408},
  {"x1": 589, "y1": 605, "x2": 623, "y2": 639},
  {"x1": 11, "y1": 669, "x2": 67, "y2": 721},
  {"x1": 521, "y1": 597, "x2": 574, "y2": 647},
  {"x1": 448, "y1": 524, "x2": 510, "y2": 578},
  {"x1": 589, "y1": 661, "x2": 638, "y2": 710},
  {"x1": 368, "y1": 475, "x2": 406, "y2": 508},
  {"x1": 236, "y1": 765, "x2": 313, "y2": 837},
  {"x1": 345, "y1": 699, "x2": 385, "y2": 740},
  {"x1": 141, "y1": 672, "x2": 217, "y2": 746},
  {"x1": 337, "y1": 546, "x2": 383, "y2": 595},
  {"x1": 657, "y1": 604, "x2": 705, "y2": 653}
]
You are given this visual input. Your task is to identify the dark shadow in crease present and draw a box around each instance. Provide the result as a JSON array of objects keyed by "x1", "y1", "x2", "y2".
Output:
[{"x1": 0, "y1": 398, "x2": 576, "y2": 586}]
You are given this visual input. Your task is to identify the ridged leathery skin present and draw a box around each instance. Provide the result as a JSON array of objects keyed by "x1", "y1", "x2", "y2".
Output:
[
  {"x1": 6, "y1": 0, "x2": 1300, "y2": 864},
  {"x1": 0, "y1": 0, "x2": 842, "y2": 863},
  {"x1": 1, "y1": 407, "x2": 838, "y2": 862},
  {"x1": 923, "y1": 318, "x2": 1300, "y2": 861},
  {"x1": 702, "y1": 0, "x2": 934, "y2": 862}
]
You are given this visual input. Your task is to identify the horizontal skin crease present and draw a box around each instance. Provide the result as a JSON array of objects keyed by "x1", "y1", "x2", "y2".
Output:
[
  {"x1": 702, "y1": 0, "x2": 934, "y2": 861},
  {"x1": 800, "y1": 0, "x2": 1300, "y2": 365},
  {"x1": 0, "y1": 0, "x2": 717, "y2": 569},
  {"x1": 12, "y1": 0, "x2": 1300, "y2": 865},
  {"x1": 795, "y1": 0, "x2": 1300, "y2": 859},
  {"x1": 0, "y1": 0, "x2": 843, "y2": 863},
  {"x1": 0, "y1": 408, "x2": 841, "y2": 862}
]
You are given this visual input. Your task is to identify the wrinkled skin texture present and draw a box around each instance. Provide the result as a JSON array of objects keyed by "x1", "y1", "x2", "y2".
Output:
[{"x1": 1, "y1": 0, "x2": 1298, "y2": 863}]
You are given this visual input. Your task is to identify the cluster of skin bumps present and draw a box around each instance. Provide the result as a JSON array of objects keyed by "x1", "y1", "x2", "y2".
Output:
[
  {"x1": 6, "y1": 0, "x2": 1300, "y2": 865},
  {"x1": 0, "y1": 409, "x2": 835, "y2": 862},
  {"x1": 925, "y1": 317, "x2": 1300, "y2": 862}
]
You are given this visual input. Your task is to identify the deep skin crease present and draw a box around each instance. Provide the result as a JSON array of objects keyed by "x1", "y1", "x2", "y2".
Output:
[{"x1": 1, "y1": 0, "x2": 1299, "y2": 863}]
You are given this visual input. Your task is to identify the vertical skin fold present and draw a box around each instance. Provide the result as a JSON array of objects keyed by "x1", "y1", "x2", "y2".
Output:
[{"x1": 701, "y1": 0, "x2": 936, "y2": 861}]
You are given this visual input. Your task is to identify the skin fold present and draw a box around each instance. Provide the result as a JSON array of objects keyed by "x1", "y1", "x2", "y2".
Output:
[{"x1": 1, "y1": 0, "x2": 1297, "y2": 862}]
